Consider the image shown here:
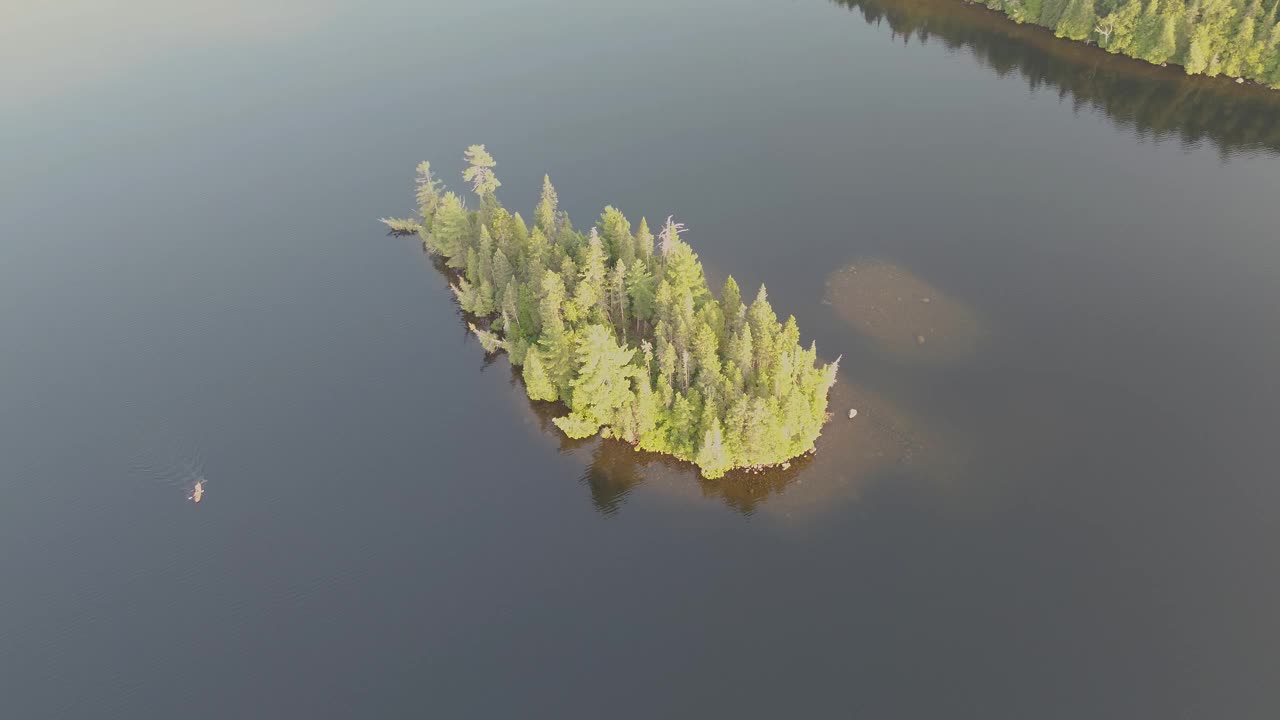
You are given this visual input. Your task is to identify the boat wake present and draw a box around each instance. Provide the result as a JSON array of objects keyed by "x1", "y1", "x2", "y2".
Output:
[{"x1": 128, "y1": 431, "x2": 209, "y2": 502}]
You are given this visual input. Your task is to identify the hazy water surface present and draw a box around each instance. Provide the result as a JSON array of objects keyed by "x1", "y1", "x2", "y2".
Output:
[{"x1": 3, "y1": 0, "x2": 1279, "y2": 717}]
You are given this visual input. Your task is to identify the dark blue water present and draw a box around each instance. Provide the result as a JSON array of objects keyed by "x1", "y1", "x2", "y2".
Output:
[{"x1": 3, "y1": 0, "x2": 1279, "y2": 717}]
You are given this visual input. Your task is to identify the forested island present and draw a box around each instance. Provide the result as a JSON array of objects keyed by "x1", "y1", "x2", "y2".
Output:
[
  {"x1": 970, "y1": 0, "x2": 1280, "y2": 87},
  {"x1": 383, "y1": 147, "x2": 838, "y2": 479}
]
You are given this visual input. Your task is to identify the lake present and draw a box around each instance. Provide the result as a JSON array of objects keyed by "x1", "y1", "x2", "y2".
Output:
[{"x1": 3, "y1": 0, "x2": 1279, "y2": 717}]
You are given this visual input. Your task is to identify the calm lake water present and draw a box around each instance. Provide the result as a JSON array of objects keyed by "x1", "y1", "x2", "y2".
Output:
[{"x1": 3, "y1": 0, "x2": 1280, "y2": 717}]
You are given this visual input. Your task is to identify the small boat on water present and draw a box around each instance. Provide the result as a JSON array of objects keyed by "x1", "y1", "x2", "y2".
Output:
[{"x1": 190, "y1": 479, "x2": 205, "y2": 503}]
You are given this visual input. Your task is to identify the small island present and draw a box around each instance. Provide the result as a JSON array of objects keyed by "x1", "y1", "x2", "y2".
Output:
[
  {"x1": 383, "y1": 146, "x2": 838, "y2": 479},
  {"x1": 971, "y1": 0, "x2": 1280, "y2": 88}
]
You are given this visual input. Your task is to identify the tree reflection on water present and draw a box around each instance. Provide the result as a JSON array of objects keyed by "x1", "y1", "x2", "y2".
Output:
[{"x1": 833, "y1": 0, "x2": 1280, "y2": 157}]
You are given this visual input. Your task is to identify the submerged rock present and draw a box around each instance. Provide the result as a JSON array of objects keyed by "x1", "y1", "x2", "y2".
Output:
[{"x1": 825, "y1": 260, "x2": 980, "y2": 364}]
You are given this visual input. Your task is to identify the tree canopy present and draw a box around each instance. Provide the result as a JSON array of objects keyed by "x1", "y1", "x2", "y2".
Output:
[
  {"x1": 395, "y1": 147, "x2": 839, "y2": 478},
  {"x1": 971, "y1": 0, "x2": 1280, "y2": 87}
]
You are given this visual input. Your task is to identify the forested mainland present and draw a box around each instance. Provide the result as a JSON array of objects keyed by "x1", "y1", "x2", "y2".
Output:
[
  {"x1": 382, "y1": 147, "x2": 838, "y2": 479},
  {"x1": 975, "y1": 0, "x2": 1280, "y2": 86}
]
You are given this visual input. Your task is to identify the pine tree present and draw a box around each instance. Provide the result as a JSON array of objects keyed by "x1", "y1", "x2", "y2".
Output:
[
  {"x1": 429, "y1": 192, "x2": 472, "y2": 265},
  {"x1": 732, "y1": 326, "x2": 754, "y2": 382},
  {"x1": 522, "y1": 349, "x2": 559, "y2": 402},
  {"x1": 695, "y1": 419, "x2": 731, "y2": 479},
  {"x1": 560, "y1": 256, "x2": 579, "y2": 297},
  {"x1": 518, "y1": 282, "x2": 540, "y2": 335},
  {"x1": 414, "y1": 161, "x2": 442, "y2": 228},
  {"x1": 608, "y1": 259, "x2": 628, "y2": 334},
  {"x1": 657, "y1": 339, "x2": 677, "y2": 407},
  {"x1": 625, "y1": 260, "x2": 657, "y2": 333},
  {"x1": 1135, "y1": 2, "x2": 1179, "y2": 63},
  {"x1": 574, "y1": 228, "x2": 609, "y2": 320},
  {"x1": 507, "y1": 212, "x2": 530, "y2": 261},
  {"x1": 534, "y1": 175, "x2": 558, "y2": 237},
  {"x1": 1041, "y1": 0, "x2": 1075, "y2": 28},
  {"x1": 747, "y1": 286, "x2": 778, "y2": 389},
  {"x1": 487, "y1": 206, "x2": 512, "y2": 252},
  {"x1": 634, "y1": 217, "x2": 655, "y2": 264},
  {"x1": 691, "y1": 320, "x2": 721, "y2": 390},
  {"x1": 663, "y1": 242, "x2": 710, "y2": 308},
  {"x1": 663, "y1": 392, "x2": 699, "y2": 457},
  {"x1": 720, "y1": 276, "x2": 744, "y2": 334},
  {"x1": 464, "y1": 247, "x2": 482, "y2": 287},
  {"x1": 554, "y1": 324, "x2": 637, "y2": 439},
  {"x1": 1056, "y1": 0, "x2": 1098, "y2": 39},
  {"x1": 477, "y1": 226, "x2": 495, "y2": 285},
  {"x1": 537, "y1": 270, "x2": 577, "y2": 394},
  {"x1": 723, "y1": 396, "x2": 749, "y2": 461},
  {"x1": 462, "y1": 144, "x2": 500, "y2": 197},
  {"x1": 632, "y1": 371, "x2": 660, "y2": 444},
  {"x1": 1097, "y1": 0, "x2": 1144, "y2": 51},
  {"x1": 501, "y1": 282, "x2": 520, "y2": 335},
  {"x1": 475, "y1": 279, "x2": 496, "y2": 316},
  {"x1": 492, "y1": 248, "x2": 514, "y2": 295},
  {"x1": 599, "y1": 206, "x2": 636, "y2": 267}
]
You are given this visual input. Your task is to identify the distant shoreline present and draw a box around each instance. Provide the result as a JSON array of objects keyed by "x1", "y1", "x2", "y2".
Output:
[{"x1": 957, "y1": 0, "x2": 1280, "y2": 90}]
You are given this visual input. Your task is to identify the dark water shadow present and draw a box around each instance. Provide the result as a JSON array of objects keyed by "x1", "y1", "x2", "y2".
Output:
[{"x1": 832, "y1": 0, "x2": 1280, "y2": 157}]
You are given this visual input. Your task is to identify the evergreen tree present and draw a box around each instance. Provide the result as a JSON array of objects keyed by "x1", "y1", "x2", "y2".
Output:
[
  {"x1": 720, "y1": 276, "x2": 744, "y2": 334},
  {"x1": 747, "y1": 285, "x2": 778, "y2": 388},
  {"x1": 1056, "y1": 0, "x2": 1098, "y2": 39},
  {"x1": 501, "y1": 282, "x2": 520, "y2": 335},
  {"x1": 599, "y1": 206, "x2": 636, "y2": 267},
  {"x1": 663, "y1": 242, "x2": 711, "y2": 308},
  {"x1": 634, "y1": 217, "x2": 655, "y2": 264},
  {"x1": 492, "y1": 248, "x2": 514, "y2": 295},
  {"x1": 464, "y1": 247, "x2": 482, "y2": 287},
  {"x1": 554, "y1": 324, "x2": 638, "y2": 439},
  {"x1": 608, "y1": 259, "x2": 629, "y2": 334},
  {"x1": 730, "y1": 325, "x2": 754, "y2": 382},
  {"x1": 657, "y1": 339, "x2": 677, "y2": 407},
  {"x1": 508, "y1": 212, "x2": 530, "y2": 261},
  {"x1": 574, "y1": 228, "x2": 609, "y2": 320},
  {"x1": 415, "y1": 161, "x2": 442, "y2": 228},
  {"x1": 691, "y1": 320, "x2": 721, "y2": 390},
  {"x1": 534, "y1": 175, "x2": 558, "y2": 237},
  {"x1": 537, "y1": 270, "x2": 576, "y2": 395},
  {"x1": 695, "y1": 419, "x2": 731, "y2": 479},
  {"x1": 1132, "y1": 0, "x2": 1180, "y2": 63},
  {"x1": 522, "y1": 349, "x2": 559, "y2": 402},
  {"x1": 625, "y1": 260, "x2": 657, "y2": 333},
  {"x1": 1097, "y1": 0, "x2": 1144, "y2": 50},
  {"x1": 430, "y1": 192, "x2": 472, "y2": 266},
  {"x1": 463, "y1": 144, "x2": 501, "y2": 197},
  {"x1": 631, "y1": 371, "x2": 660, "y2": 444},
  {"x1": 526, "y1": 227, "x2": 550, "y2": 271},
  {"x1": 1041, "y1": 0, "x2": 1074, "y2": 28}
]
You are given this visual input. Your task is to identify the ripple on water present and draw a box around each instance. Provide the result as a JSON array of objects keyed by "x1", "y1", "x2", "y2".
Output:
[{"x1": 126, "y1": 426, "x2": 207, "y2": 500}]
